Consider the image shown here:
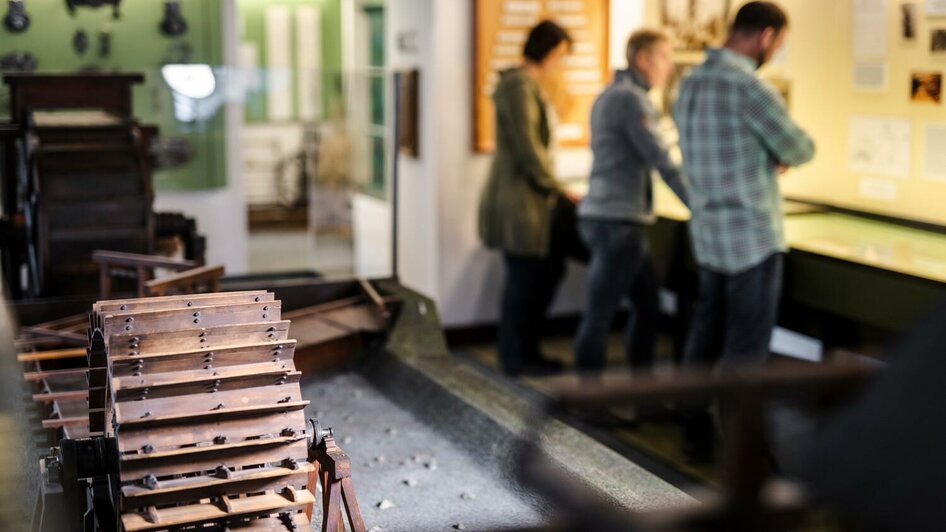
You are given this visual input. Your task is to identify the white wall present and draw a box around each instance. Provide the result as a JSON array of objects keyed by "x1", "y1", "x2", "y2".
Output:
[
  {"x1": 384, "y1": 0, "x2": 439, "y2": 298},
  {"x1": 154, "y1": 0, "x2": 249, "y2": 274},
  {"x1": 352, "y1": 193, "x2": 393, "y2": 277},
  {"x1": 375, "y1": 0, "x2": 645, "y2": 328}
]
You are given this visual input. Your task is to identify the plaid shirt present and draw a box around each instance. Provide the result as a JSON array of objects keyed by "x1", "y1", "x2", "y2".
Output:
[{"x1": 673, "y1": 48, "x2": 815, "y2": 274}]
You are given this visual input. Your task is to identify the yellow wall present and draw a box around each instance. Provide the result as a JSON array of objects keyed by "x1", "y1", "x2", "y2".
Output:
[{"x1": 644, "y1": 0, "x2": 946, "y2": 226}]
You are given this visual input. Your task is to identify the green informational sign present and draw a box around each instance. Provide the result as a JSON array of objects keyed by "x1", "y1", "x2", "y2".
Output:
[{"x1": 0, "y1": 0, "x2": 226, "y2": 190}]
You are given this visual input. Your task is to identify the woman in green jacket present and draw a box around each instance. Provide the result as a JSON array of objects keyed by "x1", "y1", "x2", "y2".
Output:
[{"x1": 478, "y1": 20, "x2": 574, "y2": 376}]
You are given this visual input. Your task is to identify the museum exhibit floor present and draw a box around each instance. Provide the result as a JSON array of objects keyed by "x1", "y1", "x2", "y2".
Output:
[
  {"x1": 458, "y1": 334, "x2": 720, "y2": 486},
  {"x1": 303, "y1": 371, "x2": 543, "y2": 531}
]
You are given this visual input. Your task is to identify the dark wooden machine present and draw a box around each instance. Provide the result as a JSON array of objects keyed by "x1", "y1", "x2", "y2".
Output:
[
  {"x1": 31, "y1": 291, "x2": 367, "y2": 532},
  {"x1": 0, "y1": 73, "x2": 204, "y2": 299},
  {"x1": 15, "y1": 274, "x2": 398, "y2": 531}
]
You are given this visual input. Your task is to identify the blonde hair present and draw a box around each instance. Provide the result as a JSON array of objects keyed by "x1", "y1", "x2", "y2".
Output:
[{"x1": 626, "y1": 29, "x2": 670, "y2": 68}]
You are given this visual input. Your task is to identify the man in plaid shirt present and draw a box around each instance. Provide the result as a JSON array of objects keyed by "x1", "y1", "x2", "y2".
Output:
[{"x1": 673, "y1": 1, "x2": 815, "y2": 461}]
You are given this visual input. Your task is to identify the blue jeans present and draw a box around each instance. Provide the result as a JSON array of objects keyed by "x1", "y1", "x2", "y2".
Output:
[{"x1": 574, "y1": 219, "x2": 658, "y2": 372}]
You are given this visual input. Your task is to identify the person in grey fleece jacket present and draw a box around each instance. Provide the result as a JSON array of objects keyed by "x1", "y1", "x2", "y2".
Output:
[{"x1": 574, "y1": 29, "x2": 689, "y2": 374}]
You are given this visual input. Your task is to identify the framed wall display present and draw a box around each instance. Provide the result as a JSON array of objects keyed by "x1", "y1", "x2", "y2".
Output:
[
  {"x1": 473, "y1": 0, "x2": 610, "y2": 152},
  {"x1": 661, "y1": 0, "x2": 730, "y2": 51},
  {"x1": 397, "y1": 69, "x2": 420, "y2": 158}
]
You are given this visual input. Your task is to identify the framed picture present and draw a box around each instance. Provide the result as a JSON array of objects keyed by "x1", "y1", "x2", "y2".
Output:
[
  {"x1": 901, "y1": 2, "x2": 917, "y2": 40},
  {"x1": 661, "y1": 0, "x2": 730, "y2": 51},
  {"x1": 397, "y1": 69, "x2": 420, "y2": 158},
  {"x1": 911, "y1": 71, "x2": 943, "y2": 104},
  {"x1": 472, "y1": 0, "x2": 611, "y2": 152},
  {"x1": 932, "y1": 28, "x2": 946, "y2": 53}
]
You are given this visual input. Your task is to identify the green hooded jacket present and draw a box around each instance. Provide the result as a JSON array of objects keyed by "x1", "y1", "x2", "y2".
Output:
[{"x1": 478, "y1": 68, "x2": 564, "y2": 257}]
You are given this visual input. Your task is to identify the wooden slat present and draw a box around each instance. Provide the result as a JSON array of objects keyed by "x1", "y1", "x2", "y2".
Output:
[
  {"x1": 115, "y1": 378, "x2": 302, "y2": 419},
  {"x1": 42, "y1": 416, "x2": 88, "y2": 429},
  {"x1": 109, "y1": 341, "x2": 296, "y2": 377},
  {"x1": 17, "y1": 347, "x2": 86, "y2": 362},
  {"x1": 92, "y1": 250, "x2": 197, "y2": 270},
  {"x1": 291, "y1": 304, "x2": 385, "y2": 336},
  {"x1": 119, "y1": 438, "x2": 309, "y2": 481},
  {"x1": 32, "y1": 390, "x2": 88, "y2": 403},
  {"x1": 121, "y1": 436, "x2": 305, "y2": 463},
  {"x1": 116, "y1": 400, "x2": 309, "y2": 429},
  {"x1": 15, "y1": 336, "x2": 75, "y2": 349},
  {"x1": 113, "y1": 365, "x2": 299, "y2": 394},
  {"x1": 120, "y1": 463, "x2": 314, "y2": 509},
  {"x1": 144, "y1": 264, "x2": 225, "y2": 297},
  {"x1": 359, "y1": 278, "x2": 388, "y2": 312},
  {"x1": 24, "y1": 367, "x2": 88, "y2": 382},
  {"x1": 120, "y1": 489, "x2": 315, "y2": 531},
  {"x1": 95, "y1": 290, "x2": 272, "y2": 314},
  {"x1": 106, "y1": 321, "x2": 291, "y2": 357},
  {"x1": 282, "y1": 296, "x2": 364, "y2": 320},
  {"x1": 116, "y1": 410, "x2": 306, "y2": 453},
  {"x1": 27, "y1": 312, "x2": 89, "y2": 331},
  {"x1": 101, "y1": 302, "x2": 281, "y2": 338},
  {"x1": 19, "y1": 327, "x2": 86, "y2": 343},
  {"x1": 212, "y1": 513, "x2": 311, "y2": 531}
]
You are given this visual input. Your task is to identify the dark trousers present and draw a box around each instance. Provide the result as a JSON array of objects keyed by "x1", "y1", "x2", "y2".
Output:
[
  {"x1": 574, "y1": 219, "x2": 658, "y2": 372},
  {"x1": 681, "y1": 253, "x2": 784, "y2": 447},
  {"x1": 499, "y1": 251, "x2": 565, "y2": 373},
  {"x1": 682, "y1": 252, "x2": 784, "y2": 371}
]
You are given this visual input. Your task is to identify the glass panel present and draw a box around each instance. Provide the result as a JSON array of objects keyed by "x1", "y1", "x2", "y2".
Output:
[
  {"x1": 0, "y1": 2, "x2": 396, "y2": 283},
  {"x1": 370, "y1": 75, "x2": 385, "y2": 127}
]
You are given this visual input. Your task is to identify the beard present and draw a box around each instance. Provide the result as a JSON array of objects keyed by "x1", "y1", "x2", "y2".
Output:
[{"x1": 756, "y1": 45, "x2": 774, "y2": 69}]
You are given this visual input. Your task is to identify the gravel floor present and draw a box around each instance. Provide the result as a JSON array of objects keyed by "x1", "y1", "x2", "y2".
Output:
[{"x1": 303, "y1": 372, "x2": 545, "y2": 532}]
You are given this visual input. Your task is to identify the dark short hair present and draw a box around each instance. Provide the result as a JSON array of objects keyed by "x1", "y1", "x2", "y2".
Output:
[
  {"x1": 523, "y1": 20, "x2": 572, "y2": 63},
  {"x1": 626, "y1": 29, "x2": 670, "y2": 67},
  {"x1": 731, "y1": 1, "x2": 789, "y2": 35}
]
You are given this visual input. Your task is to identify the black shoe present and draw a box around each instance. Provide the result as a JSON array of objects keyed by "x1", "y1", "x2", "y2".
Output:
[
  {"x1": 682, "y1": 437, "x2": 716, "y2": 465},
  {"x1": 681, "y1": 413, "x2": 717, "y2": 465}
]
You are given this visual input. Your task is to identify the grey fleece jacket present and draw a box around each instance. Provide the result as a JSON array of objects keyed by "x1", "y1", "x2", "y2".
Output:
[{"x1": 578, "y1": 68, "x2": 689, "y2": 224}]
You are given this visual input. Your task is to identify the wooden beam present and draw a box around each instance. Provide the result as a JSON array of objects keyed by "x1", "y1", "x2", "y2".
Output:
[
  {"x1": 23, "y1": 367, "x2": 88, "y2": 382},
  {"x1": 32, "y1": 390, "x2": 88, "y2": 403},
  {"x1": 17, "y1": 347, "x2": 86, "y2": 362}
]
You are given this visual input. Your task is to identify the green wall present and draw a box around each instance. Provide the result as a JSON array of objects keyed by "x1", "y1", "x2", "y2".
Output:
[
  {"x1": 0, "y1": 0, "x2": 227, "y2": 190},
  {"x1": 236, "y1": 0, "x2": 343, "y2": 123}
]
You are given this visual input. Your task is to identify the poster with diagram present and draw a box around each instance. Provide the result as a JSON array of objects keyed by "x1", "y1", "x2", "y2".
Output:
[
  {"x1": 848, "y1": 116, "x2": 912, "y2": 179},
  {"x1": 473, "y1": 0, "x2": 610, "y2": 152}
]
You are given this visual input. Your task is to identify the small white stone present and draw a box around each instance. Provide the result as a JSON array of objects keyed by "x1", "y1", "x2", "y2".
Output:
[
  {"x1": 343, "y1": 436, "x2": 353, "y2": 444},
  {"x1": 374, "y1": 455, "x2": 386, "y2": 464},
  {"x1": 377, "y1": 499, "x2": 395, "y2": 510},
  {"x1": 402, "y1": 478, "x2": 418, "y2": 487},
  {"x1": 425, "y1": 460, "x2": 438, "y2": 471},
  {"x1": 368, "y1": 527, "x2": 383, "y2": 532},
  {"x1": 459, "y1": 491, "x2": 475, "y2": 500},
  {"x1": 453, "y1": 524, "x2": 465, "y2": 530},
  {"x1": 386, "y1": 427, "x2": 398, "y2": 436}
]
